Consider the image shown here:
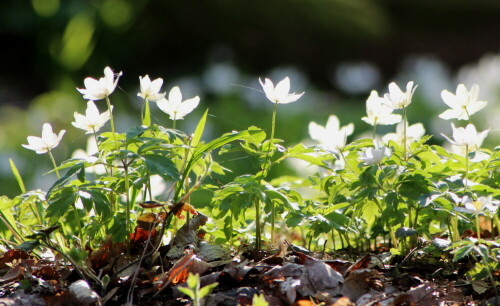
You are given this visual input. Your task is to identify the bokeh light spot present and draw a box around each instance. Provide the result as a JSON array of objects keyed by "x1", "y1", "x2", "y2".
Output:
[
  {"x1": 100, "y1": 0, "x2": 132, "y2": 28},
  {"x1": 31, "y1": 0, "x2": 60, "y2": 17}
]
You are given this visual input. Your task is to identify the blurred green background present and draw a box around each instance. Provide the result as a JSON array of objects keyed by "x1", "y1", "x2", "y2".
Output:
[{"x1": 1, "y1": 0, "x2": 500, "y2": 197}]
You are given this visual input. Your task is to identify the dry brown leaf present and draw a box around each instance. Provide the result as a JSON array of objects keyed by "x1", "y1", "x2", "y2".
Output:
[
  {"x1": 224, "y1": 260, "x2": 255, "y2": 283},
  {"x1": 291, "y1": 299, "x2": 316, "y2": 306},
  {"x1": 174, "y1": 202, "x2": 198, "y2": 219},
  {"x1": 332, "y1": 296, "x2": 355, "y2": 306},
  {"x1": 279, "y1": 277, "x2": 301, "y2": 304},
  {"x1": 262, "y1": 262, "x2": 304, "y2": 284},
  {"x1": 340, "y1": 268, "x2": 381, "y2": 302},
  {"x1": 138, "y1": 200, "x2": 167, "y2": 209},
  {"x1": 167, "y1": 213, "x2": 209, "y2": 259},
  {"x1": 0, "y1": 263, "x2": 23, "y2": 283},
  {"x1": 302, "y1": 254, "x2": 344, "y2": 292},
  {"x1": 0, "y1": 249, "x2": 29, "y2": 269},
  {"x1": 129, "y1": 227, "x2": 157, "y2": 244},
  {"x1": 155, "y1": 248, "x2": 210, "y2": 290},
  {"x1": 344, "y1": 253, "x2": 371, "y2": 276}
]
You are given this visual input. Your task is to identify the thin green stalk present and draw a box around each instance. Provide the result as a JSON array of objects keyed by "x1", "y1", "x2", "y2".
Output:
[
  {"x1": 72, "y1": 203, "x2": 84, "y2": 247},
  {"x1": 476, "y1": 214, "x2": 481, "y2": 240},
  {"x1": 147, "y1": 176, "x2": 153, "y2": 201},
  {"x1": 451, "y1": 212, "x2": 460, "y2": 242},
  {"x1": 331, "y1": 230, "x2": 336, "y2": 250},
  {"x1": 402, "y1": 107, "x2": 407, "y2": 160},
  {"x1": 271, "y1": 200, "x2": 275, "y2": 244},
  {"x1": 254, "y1": 197, "x2": 261, "y2": 251},
  {"x1": 270, "y1": 102, "x2": 278, "y2": 148},
  {"x1": 465, "y1": 144, "x2": 469, "y2": 189},
  {"x1": 339, "y1": 150, "x2": 359, "y2": 178},
  {"x1": 124, "y1": 163, "x2": 132, "y2": 239},
  {"x1": 372, "y1": 122, "x2": 377, "y2": 140},
  {"x1": 142, "y1": 99, "x2": 151, "y2": 126},
  {"x1": 48, "y1": 150, "x2": 60, "y2": 179},
  {"x1": 407, "y1": 203, "x2": 414, "y2": 229},
  {"x1": 105, "y1": 96, "x2": 118, "y2": 149}
]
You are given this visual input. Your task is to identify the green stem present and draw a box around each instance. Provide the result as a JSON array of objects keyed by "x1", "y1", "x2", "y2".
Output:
[
  {"x1": 48, "y1": 150, "x2": 60, "y2": 179},
  {"x1": 254, "y1": 197, "x2": 261, "y2": 251},
  {"x1": 72, "y1": 203, "x2": 84, "y2": 247},
  {"x1": 451, "y1": 211, "x2": 460, "y2": 242},
  {"x1": 143, "y1": 99, "x2": 151, "y2": 126},
  {"x1": 373, "y1": 122, "x2": 377, "y2": 140},
  {"x1": 271, "y1": 200, "x2": 275, "y2": 244},
  {"x1": 465, "y1": 144, "x2": 469, "y2": 189},
  {"x1": 402, "y1": 106, "x2": 407, "y2": 161},
  {"x1": 476, "y1": 214, "x2": 481, "y2": 240},
  {"x1": 124, "y1": 162, "x2": 131, "y2": 240},
  {"x1": 339, "y1": 150, "x2": 359, "y2": 178},
  {"x1": 105, "y1": 96, "x2": 118, "y2": 150},
  {"x1": 270, "y1": 102, "x2": 278, "y2": 147}
]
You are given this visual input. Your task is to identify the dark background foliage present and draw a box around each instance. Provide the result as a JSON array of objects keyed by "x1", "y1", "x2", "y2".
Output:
[{"x1": 0, "y1": 0, "x2": 499, "y2": 197}]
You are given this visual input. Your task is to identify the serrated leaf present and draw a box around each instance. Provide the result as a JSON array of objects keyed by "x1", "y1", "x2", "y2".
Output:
[
  {"x1": 46, "y1": 188, "x2": 77, "y2": 220},
  {"x1": 126, "y1": 125, "x2": 149, "y2": 140},
  {"x1": 47, "y1": 163, "x2": 85, "y2": 198},
  {"x1": 143, "y1": 154, "x2": 180, "y2": 181},
  {"x1": 452, "y1": 243, "x2": 475, "y2": 261}
]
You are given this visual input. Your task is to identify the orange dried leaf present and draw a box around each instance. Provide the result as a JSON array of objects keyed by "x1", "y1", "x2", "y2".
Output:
[
  {"x1": 155, "y1": 249, "x2": 210, "y2": 290},
  {"x1": 137, "y1": 212, "x2": 164, "y2": 229},
  {"x1": 174, "y1": 202, "x2": 198, "y2": 219},
  {"x1": 130, "y1": 227, "x2": 157, "y2": 244}
]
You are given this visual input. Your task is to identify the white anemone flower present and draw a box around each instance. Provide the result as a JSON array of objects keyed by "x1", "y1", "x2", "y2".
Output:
[
  {"x1": 22, "y1": 123, "x2": 66, "y2": 154},
  {"x1": 77, "y1": 66, "x2": 123, "y2": 100},
  {"x1": 359, "y1": 141, "x2": 391, "y2": 165},
  {"x1": 382, "y1": 121, "x2": 425, "y2": 147},
  {"x1": 441, "y1": 123, "x2": 489, "y2": 150},
  {"x1": 72, "y1": 101, "x2": 111, "y2": 134},
  {"x1": 157, "y1": 86, "x2": 200, "y2": 120},
  {"x1": 138, "y1": 75, "x2": 166, "y2": 101},
  {"x1": 454, "y1": 195, "x2": 498, "y2": 215},
  {"x1": 309, "y1": 115, "x2": 354, "y2": 152},
  {"x1": 259, "y1": 77, "x2": 304, "y2": 104},
  {"x1": 439, "y1": 84, "x2": 487, "y2": 120},
  {"x1": 361, "y1": 90, "x2": 402, "y2": 126},
  {"x1": 383, "y1": 81, "x2": 417, "y2": 109}
]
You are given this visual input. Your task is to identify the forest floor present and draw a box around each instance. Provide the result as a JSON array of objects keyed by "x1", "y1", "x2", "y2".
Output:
[{"x1": 0, "y1": 213, "x2": 497, "y2": 305}]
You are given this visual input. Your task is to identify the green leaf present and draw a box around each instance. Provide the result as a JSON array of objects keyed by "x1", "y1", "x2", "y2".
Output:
[
  {"x1": 177, "y1": 287, "x2": 195, "y2": 300},
  {"x1": 199, "y1": 282, "x2": 218, "y2": 298},
  {"x1": 46, "y1": 188, "x2": 77, "y2": 221},
  {"x1": 47, "y1": 163, "x2": 85, "y2": 199},
  {"x1": 143, "y1": 154, "x2": 180, "y2": 181},
  {"x1": 186, "y1": 272, "x2": 199, "y2": 289},
  {"x1": 452, "y1": 243, "x2": 475, "y2": 261},
  {"x1": 80, "y1": 190, "x2": 111, "y2": 219},
  {"x1": 192, "y1": 109, "x2": 209, "y2": 148},
  {"x1": 286, "y1": 211, "x2": 305, "y2": 228},
  {"x1": 16, "y1": 240, "x2": 40, "y2": 252},
  {"x1": 126, "y1": 125, "x2": 149, "y2": 140},
  {"x1": 9, "y1": 159, "x2": 26, "y2": 193}
]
